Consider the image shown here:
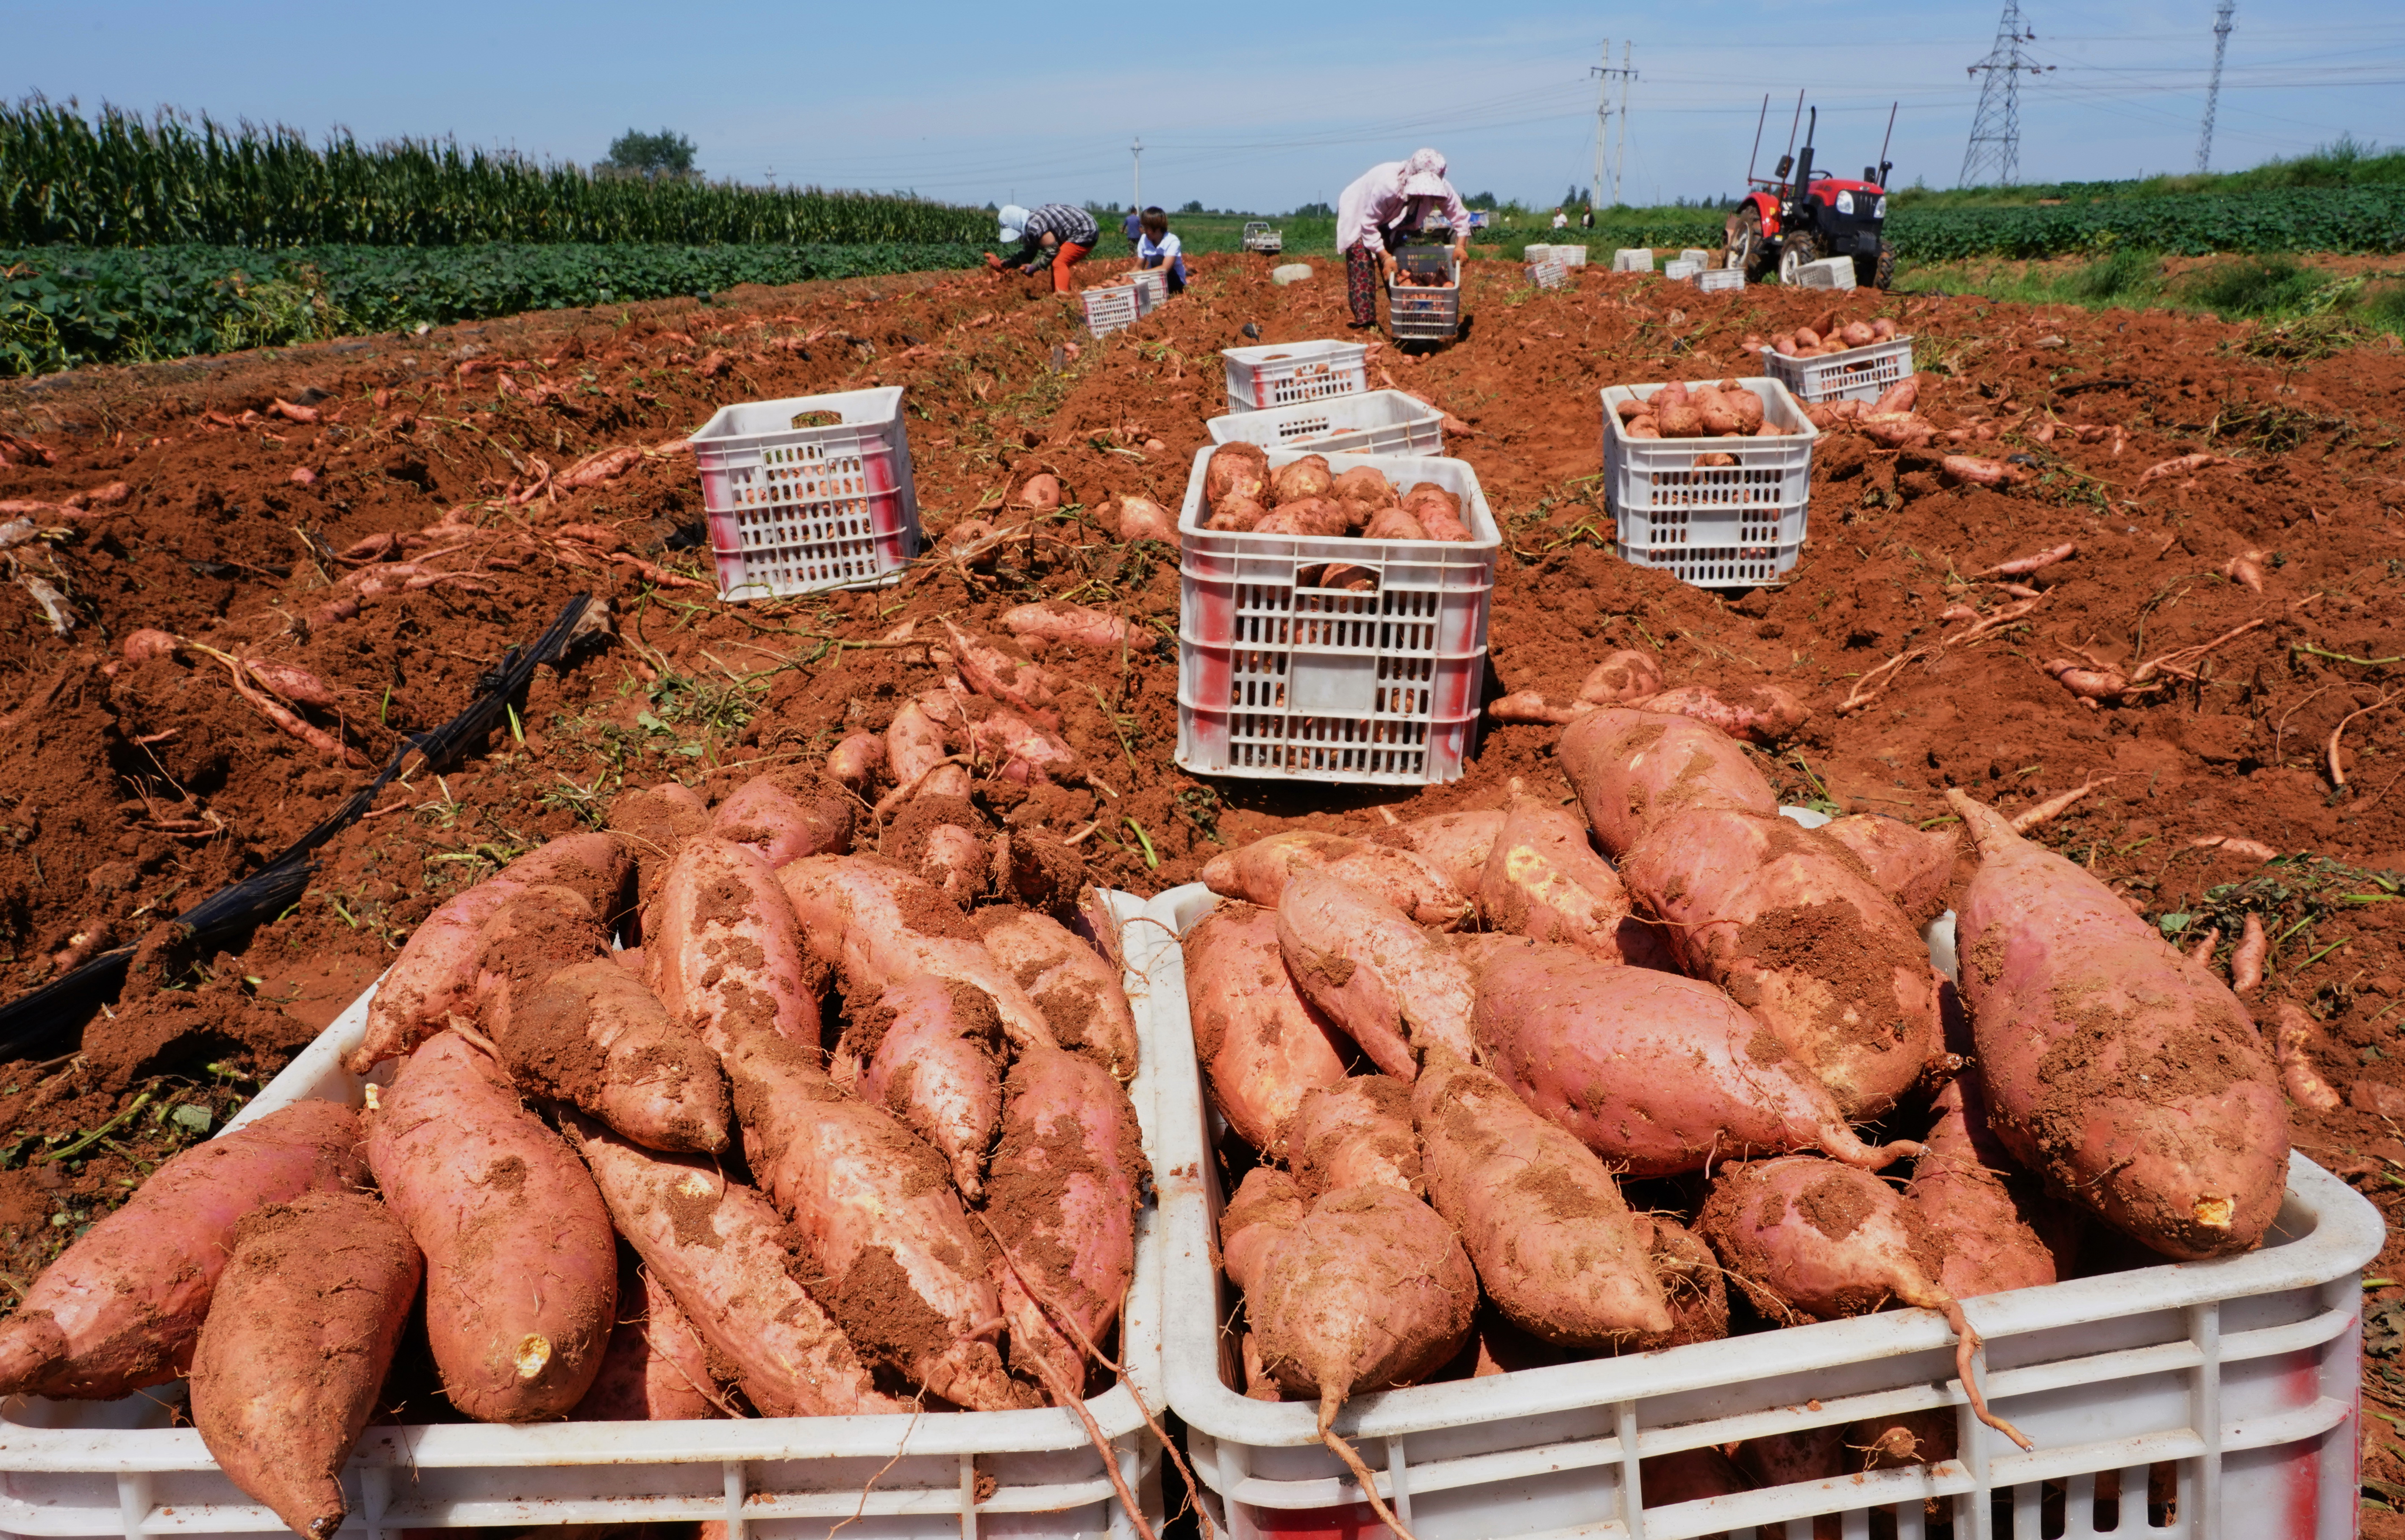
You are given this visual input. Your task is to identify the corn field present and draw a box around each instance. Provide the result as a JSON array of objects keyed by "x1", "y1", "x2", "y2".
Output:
[{"x1": 0, "y1": 99, "x2": 992, "y2": 248}]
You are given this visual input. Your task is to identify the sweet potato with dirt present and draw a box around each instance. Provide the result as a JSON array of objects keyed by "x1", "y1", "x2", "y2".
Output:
[
  {"x1": 1206, "y1": 442, "x2": 1269, "y2": 506},
  {"x1": 348, "y1": 832, "x2": 631, "y2": 1073},
  {"x1": 1001, "y1": 599, "x2": 1137, "y2": 651},
  {"x1": 1469, "y1": 939, "x2": 1920, "y2": 1175},
  {"x1": 1220, "y1": 1167, "x2": 1307, "y2": 1294},
  {"x1": 826, "y1": 732, "x2": 886, "y2": 792},
  {"x1": 1631, "y1": 683, "x2": 1812, "y2": 745},
  {"x1": 709, "y1": 774, "x2": 853, "y2": 867},
  {"x1": 1818, "y1": 814, "x2": 1957, "y2": 927},
  {"x1": 1944, "y1": 789, "x2": 2288, "y2": 1260},
  {"x1": 0, "y1": 1099, "x2": 366, "y2": 1400},
  {"x1": 1183, "y1": 902, "x2": 1350, "y2": 1154},
  {"x1": 1577, "y1": 650, "x2": 1667, "y2": 706},
  {"x1": 1640, "y1": 1215, "x2": 1730, "y2": 1348},
  {"x1": 1905, "y1": 1072, "x2": 2073, "y2": 1301},
  {"x1": 1270, "y1": 454, "x2": 1335, "y2": 505},
  {"x1": 725, "y1": 1032, "x2": 1025, "y2": 1410},
  {"x1": 572, "y1": 1256, "x2": 725, "y2": 1421},
  {"x1": 1115, "y1": 494, "x2": 1179, "y2": 546},
  {"x1": 918, "y1": 820, "x2": 990, "y2": 907},
  {"x1": 366, "y1": 1032, "x2": 617, "y2": 1422},
  {"x1": 1618, "y1": 809, "x2": 1941, "y2": 1119},
  {"x1": 986, "y1": 1047, "x2": 1148, "y2": 1404},
  {"x1": 844, "y1": 974, "x2": 1003, "y2": 1199},
  {"x1": 1203, "y1": 828, "x2": 1469, "y2": 928},
  {"x1": 1476, "y1": 796, "x2": 1663, "y2": 967},
  {"x1": 1560, "y1": 708, "x2": 1777, "y2": 857},
  {"x1": 941, "y1": 617, "x2": 1059, "y2": 709},
  {"x1": 478, "y1": 946, "x2": 731, "y2": 1154},
  {"x1": 1360, "y1": 506, "x2": 1430, "y2": 541},
  {"x1": 571, "y1": 1115, "x2": 898, "y2": 1417},
  {"x1": 645, "y1": 837, "x2": 820, "y2": 1051},
  {"x1": 1371, "y1": 809, "x2": 1507, "y2": 895},
  {"x1": 1414, "y1": 1050, "x2": 1672, "y2": 1348},
  {"x1": 1288, "y1": 1075, "x2": 1421, "y2": 1199},
  {"x1": 886, "y1": 696, "x2": 969, "y2": 801},
  {"x1": 189, "y1": 1193, "x2": 420, "y2": 1540},
  {"x1": 973, "y1": 909, "x2": 1139, "y2": 1078},
  {"x1": 1276, "y1": 867, "x2": 1476, "y2": 1079}
]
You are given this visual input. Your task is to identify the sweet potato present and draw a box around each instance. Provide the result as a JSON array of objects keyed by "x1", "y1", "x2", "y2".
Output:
[
  {"x1": 0, "y1": 1099, "x2": 366, "y2": 1399},
  {"x1": 1470, "y1": 939, "x2": 1920, "y2": 1175},
  {"x1": 348, "y1": 832, "x2": 631, "y2": 1073},
  {"x1": 1203, "y1": 828, "x2": 1469, "y2": 928},
  {"x1": 826, "y1": 731, "x2": 886, "y2": 792},
  {"x1": 1001, "y1": 599, "x2": 1137, "y2": 652},
  {"x1": 848, "y1": 974, "x2": 1002, "y2": 1198},
  {"x1": 1870, "y1": 377, "x2": 1918, "y2": 416},
  {"x1": 609, "y1": 783, "x2": 711, "y2": 912},
  {"x1": 1944, "y1": 789, "x2": 2287, "y2": 1259},
  {"x1": 709, "y1": 773, "x2": 852, "y2": 867},
  {"x1": 572, "y1": 1257, "x2": 724, "y2": 1421},
  {"x1": 570, "y1": 1114, "x2": 898, "y2": 1417},
  {"x1": 1941, "y1": 454, "x2": 2017, "y2": 488},
  {"x1": 1275, "y1": 868, "x2": 1476, "y2": 1079},
  {"x1": 2230, "y1": 911, "x2": 2268, "y2": 996},
  {"x1": 1414, "y1": 1050, "x2": 1671, "y2": 1347},
  {"x1": 1271, "y1": 455, "x2": 1335, "y2": 505},
  {"x1": 946, "y1": 695, "x2": 1082, "y2": 785},
  {"x1": 1640, "y1": 1216, "x2": 1730, "y2": 1348},
  {"x1": 1361, "y1": 506, "x2": 1430, "y2": 541},
  {"x1": 1206, "y1": 442, "x2": 1269, "y2": 505},
  {"x1": 1559, "y1": 707, "x2": 1777, "y2": 857},
  {"x1": 778, "y1": 855, "x2": 1056, "y2": 1053},
  {"x1": 886, "y1": 697, "x2": 970, "y2": 801},
  {"x1": 1816, "y1": 813, "x2": 1957, "y2": 927},
  {"x1": 2268, "y1": 1002, "x2": 2344, "y2": 1113},
  {"x1": 919, "y1": 820, "x2": 990, "y2": 907},
  {"x1": 986, "y1": 1047, "x2": 1148, "y2": 1403},
  {"x1": 973, "y1": 909, "x2": 1139, "y2": 1078},
  {"x1": 1183, "y1": 902, "x2": 1350, "y2": 1154},
  {"x1": 1488, "y1": 689, "x2": 1579, "y2": 725},
  {"x1": 1698, "y1": 1155, "x2": 2028, "y2": 1447},
  {"x1": 1207, "y1": 494, "x2": 1268, "y2": 532},
  {"x1": 1476, "y1": 796, "x2": 1662, "y2": 967},
  {"x1": 1631, "y1": 683, "x2": 1812, "y2": 745},
  {"x1": 1617, "y1": 809, "x2": 1941, "y2": 1118},
  {"x1": 366, "y1": 1032, "x2": 617, "y2": 1421},
  {"x1": 480, "y1": 949, "x2": 730, "y2": 1154},
  {"x1": 1905, "y1": 1072, "x2": 2070, "y2": 1300},
  {"x1": 1329, "y1": 466, "x2": 1391, "y2": 509},
  {"x1": 725, "y1": 1032, "x2": 1024, "y2": 1410},
  {"x1": 1577, "y1": 649, "x2": 1667, "y2": 706},
  {"x1": 941, "y1": 617, "x2": 1058, "y2": 710},
  {"x1": 189, "y1": 1193, "x2": 420, "y2": 1540},
  {"x1": 1372, "y1": 809, "x2": 1507, "y2": 896},
  {"x1": 645, "y1": 837, "x2": 820, "y2": 1050},
  {"x1": 1288, "y1": 1075, "x2": 1421, "y2": 1199},
  {"x1": 1115, "y1": 494, "x2": 1179, "y2": 546},
  {"x1": 1220, "y1": 1167, "x2": 1306, "y2": 1294}
]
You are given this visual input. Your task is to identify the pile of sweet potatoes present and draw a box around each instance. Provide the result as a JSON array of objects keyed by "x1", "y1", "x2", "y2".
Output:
[
  {"x1": 1200, "y1": 442, "x2": 1475, "y2": 542},
  {"x1": 1183, "y1": 695, "x2": 2289, "y2": 1492},
  {"x1": 0, "y1": 699, "x2": 1148, "y2": 1535}
]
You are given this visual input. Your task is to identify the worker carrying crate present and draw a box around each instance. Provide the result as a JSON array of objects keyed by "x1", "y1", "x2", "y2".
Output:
[{"x1": 1335, "y1": 148, "x2": 1469, "y2": 332}]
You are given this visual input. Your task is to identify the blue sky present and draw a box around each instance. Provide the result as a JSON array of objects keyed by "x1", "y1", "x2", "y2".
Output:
[{"x1": 9, "y1": 0, "x2": 2401, "y2": 212}]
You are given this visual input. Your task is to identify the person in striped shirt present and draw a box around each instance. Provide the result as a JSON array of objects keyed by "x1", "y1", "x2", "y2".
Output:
[{"x1": 986, "y1": 203, "x2": 1100, "y2": 293}]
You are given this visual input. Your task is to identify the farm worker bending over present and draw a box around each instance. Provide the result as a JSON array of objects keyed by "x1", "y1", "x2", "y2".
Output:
[
  {"x1": 987, "y1": 203, "x2": 1098, "y2": 293},
  {"x1": 1137, "y1": 207, "x2": 1188, "y2": 294},
  {"x1": 1335, "y1": 149, "x2": 1470, "y2": 328}
]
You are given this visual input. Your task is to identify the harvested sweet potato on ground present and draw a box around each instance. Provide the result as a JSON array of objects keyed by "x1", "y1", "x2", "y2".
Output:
[
  {"x1": 726, "y1": 1032, "x2": 1025, "y2": 1410},
  {"x1": 1204, "y1": 828, "x2": 1469, "y2": 928},
  {"x1": 481, "y1": 951, "x2": 730, "y2": 1154},
  {"x1": 1476, "y1": 796, "x2": 1663, "y2": 967},
  {"x1": 0, "y1": 1099, "x2": 366, "y2": 1400},
  {"x1": 1470, "y1": 940, "x2": 1918, "y2": 1175},
  {"x1": 571, "y1": 1115, "x2": 898, "y2": 1417},
  {"x1": 1817, "y1": 814, "x2": 1957, "y2": 927},
  {"x1": 987, "y1": 1047, "x2": 1148, "y2": 1404},
  {"x1": 942, "y1": 617, "x2": 1058, "y2": 709},
  {"x1": 645, "y1": 837, "x2": 821, "y2": 1051},
  {"x1": 1001, "y1": 599, "x2": 1137, "y2": 651},
  {"x1": 973, "y1": 909, "x2": 1140, "y2": 1078},
  {"x1": 1370, "y1": 808, "x2": 1507, "y2": 896},
  {"x1": 1414, "y1": 1050, "x2": 1671, "y2": 1348},
  {"x1": 608, "y1": 784, "x2": 710, "y2": 912},
  {"x1": 1577, "y1": 649, "x2": 1667, "y2": 706},
  {"x1": 886, "y1": 697, "x2": 970, "y2": 801},
  {"x1": 1632, "y1": 683, "x2": 1812, "y2": 745},
  {"x1": 845, "y1": 974, "x2": 1002, "y2": 1199},
  {"x1": 572, "y1": 1256, "x2": 725, "y2": 1421},
  {"x1": 1560, "y1": 708, "x2": 1777, "y2": 857},
  {"x1": 779, "y1": 855, "x2": 1056, "y2": 1054},
  {"x1": 348, "y1": 832, "x2": 631, "y2": 1073},
  {"x1": 366, "y1": 1032, "x2": 617, "y2": 1422},
  {"x1": 189, "y1": 1193, "x2": 420, "y2": 1540},
  {"x1": 826, "y1": 732, "x2": 886, "y2": 793},
  {"x1": 1276, "y1": 867, "x2": 1476, "y2": 1079},
  {"x1": 1288, "y1": 1075, "x2": 1421, "y2": 1199},
  {"x1": 1945, "y1": 789, "x2": 2287, "y2": 1260},
  {"x1": 918, "y1": 819, "x2": 990, "y2": 907},
  {"x1": 708, "y1": 773, "x2": 852, "y2": 867},
  {"x1": 1183, "y1": 902, "x2": 1350, "y2": 1154},
  {"x1": 1618, "y1": 809, "x2": 1940, "y2": 1119}
]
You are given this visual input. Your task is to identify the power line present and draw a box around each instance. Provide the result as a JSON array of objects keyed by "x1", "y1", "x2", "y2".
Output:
[
  {"x1": 1962, "y1": 0, "x2": 2054, "y2": 185},
  {"x1": 2199, "y1": 0, "x2": 2237, "y2": 171}
]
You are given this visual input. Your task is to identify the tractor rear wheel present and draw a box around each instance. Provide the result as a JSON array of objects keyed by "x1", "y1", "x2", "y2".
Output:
[
  {"x1": 1857, "y1": 240, "x2": 1895, "y2": 290},
  {"x1": 1729, "y1": 206, "x2": 1772, "y2": 282},
  {"x1": 1777, "y1": 230, "x2": 1822, "y2": 286}
]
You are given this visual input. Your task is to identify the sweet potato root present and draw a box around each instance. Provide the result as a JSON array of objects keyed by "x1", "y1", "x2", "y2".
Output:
[
  {"x1": 1817, "y1": 814, "x2": 1958, "y2": 927},
  {"x1": 1371, "y1": 809, "x2": 1507, "y2": 896},
  {"x1": 480, "y1": 951, "x2": 730, "y2": 1154},
  {"x1": 1632, "y1": 683, "x2": 1813, "y2": 745},
  {"x1": 847, "y1": 974, "x2": 1003, "y2": 1199},
  {"x1": 572, "y1": 1256, "x2": 725, "y2": 1421},
  {"x1": 1577, "y1": 650, "x2": 1667, "y2": 706},
  {"x1": 886, "y1": 697, "x2": 970, "y2": 802},
  {"x1": 0, "y1": 1099, "x2": 366, "y2": 1400},
  {"x1": 1220, "y1": 1167, "x2": 1307, "y2": 1295},
  {"x1": 1182, "y1": 902, "x2": 1350, "y2": 1154},
  {"x1": 1000, "y1": 600, "x2": 1138, "y2": 651},
  {"x1": 1275, "y1": 868, "x2": 1476, "y2": 1079},
  {"x1": 1476, "y1": 796, "x2": 1662, "y2": 967},
  {"x1": 189, "y1": 1193, "x2": 420, "y2": 1540},
  {"x1": 1560, "y1": 708, "x2": 1777, "y2": 857},
  {"x1": 1640, "y1": 1215, "x2": 1730, "y2": 1348},
  {"x1": 1203, "y1": 829, "x2": 1470, "y2": 928},
  {"x1": 1905, "y1": 1072, "x2": 2071, "y2": 1301},
  {"x1": 1288, "y1": 1075, "x2": 1421, "y2": 1199},
  {"x1": 645, "y1": 837, "x2": 820, "y2": 1051},
  {"x1": 973, "y1": 909, "x2": 1140, "y2": 1079},
  {"x1": 826, "y1": 732, "x2": 886, "y2": 792},
  {"x1": 1945, "y1": 789, "x2": 2287, "y2": 1259},
  {"x1": 366, "y1": 1033, "x2": 617, "y2": 1422},
  {"x1": 1469, "y1": 939, "x2": 1920, "y2": 1175},
  {"x1": 608, "y1": 783, "x2": 710, "y2": 911},
  {"x1": 1414, "y1": 1050, "x2": 1672, "y2": 1348},
  {"x1": 942, "y1": 617, "x2": 1058, "y2": 709},
  {"x1": 708, "y1": 773, "x2": 853, "y2": 867}
]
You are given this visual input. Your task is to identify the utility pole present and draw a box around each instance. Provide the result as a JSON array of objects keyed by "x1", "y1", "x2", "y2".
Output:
[
  {"x1": 2197, "y1": 1, "x2": 2235, "y2": 172},
  {"x1": 1615, "y1": 42, "x2": 1632, "y2": 208},
  {"x1": 1589, "y1": 43, "x2": 1636, "y2": 209},
  {"x1": 1960, "y1": 0, "x2": 2051, "y2": 186},
  {"x1": 1132, "y1": 136, "x2": 1143, "y2": 213}
]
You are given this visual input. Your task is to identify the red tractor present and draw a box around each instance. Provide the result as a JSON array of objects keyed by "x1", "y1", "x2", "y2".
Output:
[{"x1": 1725, "y1": 104, "x2": 1895, "y2": 289}]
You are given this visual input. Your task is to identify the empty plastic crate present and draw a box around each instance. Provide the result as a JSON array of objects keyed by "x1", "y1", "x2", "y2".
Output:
[
  {"x1": 1206, "y1": 391, "x2": 1444, "y2": 458},
  {"x1": 1797, "y1": 254, "x2": 1859, "y2": 290},
  {"x1": 689, "y1": 386, "x2": 920, "y2": 601},
  {"x1": 1221, "y1": 340, "x2": 1370, "y2": 412},
  {"x1": 0, "y1": 893, "x2": 1172, "y2": 1540},
  {"x1": 1130, "y1": 878, "x2": 2384, "y2": 1540},
  {"x1": 1082, "y1": 283, "x2": 1142, "y2": 336},
  {"x1": 1600, "y1": 377, "x2": 1817, "y2": 587},
  {"x1": 1696, "y1": 264, "x2": 1746, "y2": 293},
  {"x1": 1526, "y1": 259, "x2": 1570, "y2": 290},
  {"x1": 1662, "y1": 258, "x2": 1702, "y2": 280},
  {"x1": 1176, "y1": 447, "x2": 1496, "y2": 785},
  {"x1": 1613, "y1": 248, "x2": 1654, "y2": 272},
  {"x1": 1763, "y1": 333, "x2": 1917, "y2": 404},
  {"x1": 1679, "y1": 247, "x2": 1714, "y2": 266}
]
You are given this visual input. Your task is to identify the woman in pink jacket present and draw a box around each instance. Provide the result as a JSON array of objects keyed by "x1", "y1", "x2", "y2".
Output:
[{"x1": 1335, "y1": 148, "x2": 1469, "y2": 328}]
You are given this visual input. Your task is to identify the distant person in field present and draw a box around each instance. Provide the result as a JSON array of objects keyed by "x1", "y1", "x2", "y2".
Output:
[
  {"x1": 987, "y1": 203, "x2": 1099, "y2": 293},
  {"x1": 1551, "y1": 208, "x2": 1569, "y2": 229},
  {"x1": 1122, "y1": 205, "x2": 1143, "y2": 255},
  {"x1": 1137, "y1": 207, "x2": 1187, "y2": 294},
  {"x1": 1335, "y1": 148, "x2": 1469, "y2": 329},
  {"x1": 1582, "y1": 206, "x2": 1596, "y2": 228}
]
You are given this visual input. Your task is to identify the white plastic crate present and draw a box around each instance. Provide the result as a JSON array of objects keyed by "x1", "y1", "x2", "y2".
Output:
[
  {"x1": 1206, "y1": 391, "x2": 1445, "y2": 458},
  {"x1": 1679, "y1": 247, "x2": 1714, "y2": 266},
  {"x1": 1524, "y1": 244, "x2": 1587, "y2": 268},
  {"x1": 1082, "y1": 283, "x2": 1141, "y2": 337},
  {"x1": 1599, "y1": 377, "x2": 1818, "y2": 588},
  {"x1": 1696, "y1": 265, "x2": 1746, "y2": 293},
  {"x1": 1385, "y1": 250, "x2": 1460, "y2": 344},
  {"x1": 1761, "y1": 333, "x2": 1917, "y2": 405},
  {"x1": 1662, "y1": 258, "x2": 1702, "y2": 281},
  {"x1": 1176, "y1": 447, "x2": 1496, "y2": 786},
  {"x1": 1131, "y1": 879, "x2": 2384, "y2": 1540},
  {"x1": 1128, "y1": 269, "x2": 1168, "y2": 315},
  {"x1": 1525, "y1": 260, "x2": 1569, "y2": 291},
  {"x1": 1613, "y1": 248, "x2": 1654, "y2": 273},
  {"x1": 1797, "y1": 255, "x2": 1859, "y2": 291},
  {"x1": 0, "y1": 893, "x2": 1171, "y2": 1540},
  {"x1": 1222, "y1": 340, "x2": 1371, "y2": 412},
  {"x1": 689, "y1": 387, "x2": 921, "y2": 602}
]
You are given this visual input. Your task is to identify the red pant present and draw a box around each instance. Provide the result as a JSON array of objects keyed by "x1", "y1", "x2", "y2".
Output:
[{"x1": 1047, "y1": 240, "x2": 1092, "y2": 292}]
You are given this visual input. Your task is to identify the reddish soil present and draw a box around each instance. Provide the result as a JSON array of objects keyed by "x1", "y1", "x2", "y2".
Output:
[{"x1": 3, "y1": 250, "x2": 2404, "y2": 1516}]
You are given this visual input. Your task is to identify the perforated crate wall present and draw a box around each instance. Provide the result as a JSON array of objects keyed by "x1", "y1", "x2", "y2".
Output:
[
  {"x1": 1599, "y1": 378, "x2": 1817, "y2": 588},
  {"x1": 1204, "y1": 390, "x2": 1444, "y2": 458},
  {"x1": 1083, "y1": 284, "x2": 1141, "y2": 336},
  {"x1": 1221, "y1": 341, "x2": 1370, "y2": 412},
  {"x1": 689, "y1": 386, "x2": 920, "y2": 600},
  {"x1": 1761, "y1": 334, "x2": 1916, "y2": 404}
]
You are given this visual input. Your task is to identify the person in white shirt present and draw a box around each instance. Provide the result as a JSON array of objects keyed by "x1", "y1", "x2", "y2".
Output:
[
  {"x1": 1551, "y1": 208, "x2": 1569, "y2": 229},
  {"x1": 1334, "y1": 148, "x2": 1469, "y2": 329},
  {"x1": 1136, "y1": 207, "x2": 1187, "y2": 293}
]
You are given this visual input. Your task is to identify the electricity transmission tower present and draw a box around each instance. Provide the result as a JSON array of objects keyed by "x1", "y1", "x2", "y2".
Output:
[
  {"x1": 1960, "y1": 0, "x2": 2050, "y2": 186},
  {"x1": 1590, "y1": 43, "x2": 1635, "y2": 208},
  {"x1": 2197, "y1": 1, "x2": 2235, "y2": 172}
]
